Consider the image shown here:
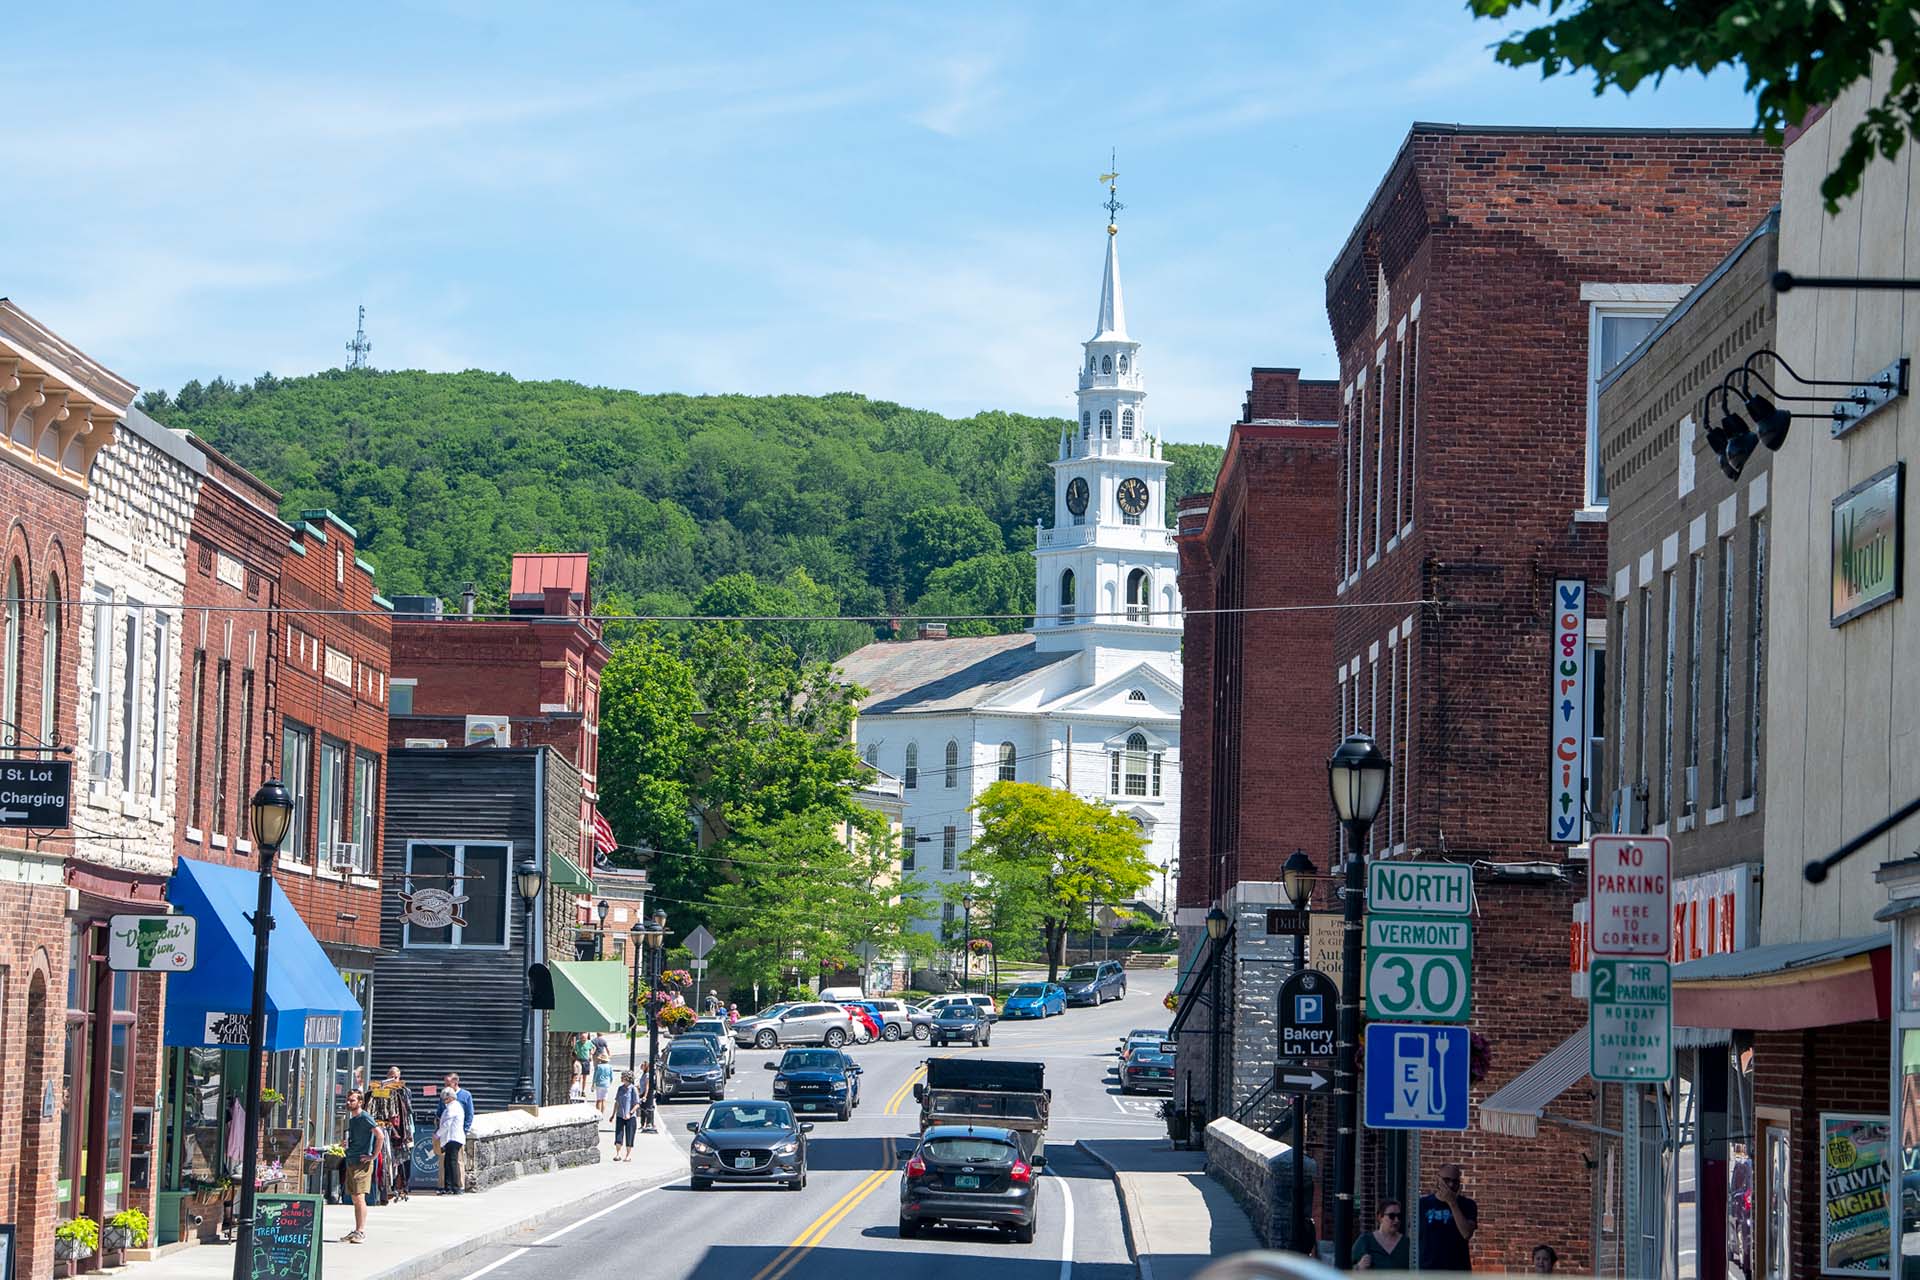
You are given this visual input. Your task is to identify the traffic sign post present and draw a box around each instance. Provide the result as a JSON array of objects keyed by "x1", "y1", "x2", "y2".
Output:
[
  {"x1": 0, "y1": 759, "x2": 71, "y2": 828},
  {"x1": 1368, "y1": 861, "x2": 1472, "y2": 917},
  {"x1": 1590, "y1": 835, "x2": 1672, "y2": 957},
  {"x1": 685, "y1": 924, "x2": 715, "y2": 1006},
  {"x1": 1590, "y1": 958, "x2": 1673, "y2": 1083},
  {"x1": 1363, "y1": 1023, "x2": 1470, "y2": 1131},
  {"x1": 1277, "y1": 969, "x2": 1338, "y2": 1061},
  {"x1": 1365, "y1": 915, "x2": 1471, "y2": 1022}
]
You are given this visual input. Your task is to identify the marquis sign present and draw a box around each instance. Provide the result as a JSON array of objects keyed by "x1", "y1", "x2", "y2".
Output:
[{"x1": 1832, "y1": 463, "x2": 1903, "y2": 626}]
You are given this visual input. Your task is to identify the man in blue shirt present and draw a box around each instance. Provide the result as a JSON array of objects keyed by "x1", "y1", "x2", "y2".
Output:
[
  {"x1": 1418, "y1": 1163, "x2": 1478, "y2": 1272},
  {"x1": 441, "y1": 1073, "x2": 475, "y2": 1188}
]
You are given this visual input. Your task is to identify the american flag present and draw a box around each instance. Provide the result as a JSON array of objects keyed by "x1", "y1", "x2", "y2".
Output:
[{"x1": 592, "y1": 809, "x2": 618, "y2": 856}]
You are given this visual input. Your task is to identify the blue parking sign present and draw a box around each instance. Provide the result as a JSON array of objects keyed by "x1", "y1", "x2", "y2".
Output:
[
  {"x1": 1295, "y1": 994, "x2": 1322, "y2": 1023},
  {"x1": 1363, "y1": 1024, "x2": 1469, "y2": 1131}
]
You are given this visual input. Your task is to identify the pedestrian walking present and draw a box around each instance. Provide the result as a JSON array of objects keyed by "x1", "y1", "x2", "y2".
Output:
[
  {"x1": 572, "y1": 1031, "x2": 592, "y2": 1083},
  {"x1": 342, "y1": 1088, "x2": 375, "y2": 1243},
  {"x1": 434, "y1": 1086, "x2": 467, "y2": 1194},
  {"x1": 1352, "y1": 1201, "x2": 1408, "y2": 1271},
  {"x1": 442, "y1": 1073, "x2": 475, "y2": 1189},
  {"x1": 726, "y1": 1003, "x2": 740, "y2": 1026},
  {"x1": 706, "y1": 990, "x2": 722, "y2": 1017},
  {"x1": 638, "y1": 1058, "x2": 656, "y2": 1132},
  {"x1": 1532, "y1": 1244, "x2": 1559, "y2": 1274},
  {"x1": 1418, "y1": 1163, "x2": 1479, "y2": 1273},
  {"x1": 593, "y1": 1045, "x2": 615, "y2": 1120},
  {"x1": 612, "y1": 1072, "x2": 643, "y2": 1161}
]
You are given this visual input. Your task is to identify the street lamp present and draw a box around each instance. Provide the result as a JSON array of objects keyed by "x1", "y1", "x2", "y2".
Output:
[
  {"x1": 232, "y1": 780, "x2": 294, "y2": 1280},
  {"x1": 1327, "y1": 733, "x2": 1390, "y2": 1270},
  {"x1": 595, "y1": 897, "x2": 610, "y2": 959},
  {"x1": 1205, "y1": 903, "x2": 1230, "y2": 1131},
  {"x1": 961, "y1": 894, "x2": 975, "y2": 994},
  {"x1": 512, "y1": 857, "x2": 544, "y2": 1105},
  {"x1": 627, "y1": 916, "x2": 662, "y2": 1075},
  {"x1": 644, "y1": 909, "x2": 669, "y2": 1093},
  {"x1": 1281, "y1": 847, "x2": 1317, "y2": 1254}
]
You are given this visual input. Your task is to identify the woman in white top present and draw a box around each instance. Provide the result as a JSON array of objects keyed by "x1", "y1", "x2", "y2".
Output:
[{"x1": 433, "y1": 1087, "x2": 467, "y2": 1195}]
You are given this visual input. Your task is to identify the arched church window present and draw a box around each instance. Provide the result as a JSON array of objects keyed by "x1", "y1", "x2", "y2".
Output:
[
  {"x1": 1121, "y1": 408, "x2": 1135, "y2": 440},
  {"x1": 1127, "y1": 569, "x2": 1150, "y2": 622},
  {"x1": 1123, "y1": 732, "x2": 1150, "y2": 797},
  {"x1": 1101, "y1": 355, "x2": 1113, "y2": 375},
  {"x1": 1081, "y1": 412, "x2": 1090, "y2": 440},
  {"x1": 904, "y1": 742, "x2": 919, "y2": 790},
  {"x1": 1059, "y1": 570, "x2": 1076, "y2": 623},
  {"x1": 1119, "y1": 354, "x2": 1130, "y2": 374},
  {"x1": 1128, "y1": 689, "x2": 1147, "y2": 702},
  {"x1": 998, "y1": 742, "x2": 1016, "y2": 783},
  {"x1": 1099, "y1": 410, "x2": 1113, "y2": 438},
  {"x1": 1089, "y1": 354, "x2": 1098, "y2": 374},
  {"x1": 945, "y1": 739, "x2": 960, "y2": 788}
]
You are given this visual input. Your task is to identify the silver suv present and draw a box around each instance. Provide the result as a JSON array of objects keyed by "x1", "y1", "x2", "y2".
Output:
[
  {"x1": 733, "y1": 1002, "x2": 857, "y2": 1049},
  {"x1": 861, "y1": 998, "x2": 916, "y2": 1041}
]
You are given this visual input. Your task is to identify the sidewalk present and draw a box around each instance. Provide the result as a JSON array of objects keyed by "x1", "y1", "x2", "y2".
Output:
[
  {"x1": 130, "y1": 1122, "x2": 683, "y2": 1280},
  {"x1": 1078, "y1": 1137, "x2": 1261, "y2": 1280}
]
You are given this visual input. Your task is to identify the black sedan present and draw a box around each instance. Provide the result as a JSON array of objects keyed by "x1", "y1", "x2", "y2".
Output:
[
  {"x1": 687, "y1": 1101, "x2": 812, "y2": 1190},
  {"x1": 767, "y1": 1048, "x2": 862, "y2": 1120},
  {"x1": 1120, "y1": 1046, "x2": 1175, "y2": 1094},
  {"x1": 929, "y1": 1004, "x2": 992, "y2": 1047},
  {"x1": 899, "y1": 1124, "x2": 1042, "y2": 1243},
  {"x1": 658, "y1": 1042, "x2": 727, "y2": 1102}
]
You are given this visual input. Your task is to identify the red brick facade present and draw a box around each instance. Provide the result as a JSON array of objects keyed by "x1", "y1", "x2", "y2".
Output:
[{"x1": 1318, "y1": 126, "x2": 1781, "y2": 1270}]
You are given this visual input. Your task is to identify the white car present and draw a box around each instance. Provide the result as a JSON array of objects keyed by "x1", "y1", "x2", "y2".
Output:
[
  {"x1": 687, "y1": 1018, "x2": 738, "y2": 1074},
  {"x1": 926, "y1": 993, "x2": 1000, "y2": 1022}
]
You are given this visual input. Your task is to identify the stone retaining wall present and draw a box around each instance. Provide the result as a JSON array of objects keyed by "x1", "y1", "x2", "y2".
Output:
[
  {"x1": 1204, "y1": 1116, "x2": 1316, "y2": 1252},
  {"x1": 467, "y1": 1104, "x2": 602, "y2": 1190}
]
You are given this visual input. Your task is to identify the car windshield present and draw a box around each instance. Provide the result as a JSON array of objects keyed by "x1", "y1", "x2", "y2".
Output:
[
  {"x1": 693, "y1": 1020, "x2": 727, "y2": 1035},
  {"x1": 936, "y1": 1007, "x2": 974, "y2": 1020},
  {"x1": 753, "y1": 1005, "x2": 791, "y2": 1020},
  {"x1": 924, "y1": 1137, "x2": 1018, "y2": 1163},
  {"x1": 704, "y1": 1103, "x2": 792, "y2": 1130},
  {"x1": 1067, "y1": 965, "x2": 1099, "y2": 981},
  {"x1": 781, "y1": 1051, "x2": 843, "y2": 1071},
  {"x1": 1011, "y1": 985, "x2": 1046, "y2": 998},
  {"x1": 666, "y1": 1046, "x2": 715, "y2": 1065}
]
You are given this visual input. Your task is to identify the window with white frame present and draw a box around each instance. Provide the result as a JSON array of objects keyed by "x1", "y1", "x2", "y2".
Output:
[
  {"x1": 944, "y1": 739, "x2": 959, "y2": 788},
  {"x1": 0, "y1": 560, "x2": 19, "y2": 749},
  {"x1": 88, "y1": 588, "x2": 114, "y2": 782},
  {"x1": 211, "y1": 660, "x2": 231, "y2": 835},
  {"x1": 864, "y1": 744, "x2": 879, "y2": 767},
  {"x1": 318, "y1": 738, "x2": 347, "y2": 862},
  {"x1": 904, "y1": 742, "x2": 918, "y2": 790},
  {"x1": 1386, "y1": 641, "x2": 1400, "y2": 850},
  {"x1": 282, "y1": 722, "x2": 312, "y2": 860},
  {"x1": 1659, "y1": 570, "x2": 1677, "y2": 826},
  {"x1": 942, "y1": 826, "x2": 957, "y2": 871},
  {"x1": 1121, "y1": 408, "x2": 1135, "y2": 439},
  {"x1": 1637, "y1": 587, "x2": 1653, "y2": 805},
  {"x1": 1122, "y1": 732, "x2": 1151, "y2": 797},
  {"x1": 403, "y1": 842, "x2": 510, "y2": 947},
  {"x1": 997, "y1": 742, "x2": 1016, "y2": 783},
  {"x1": 1355, "y1": 381, "x2": 1369, "y2": 570},
  {"x1": 119, "y1": 602, "x2": 145, "y2": 793},
  {"x1": 1373, "y1": 357, "x2": 1387, "y2": 560},
  {"x1": 40, "y1": 575, "x2": 60, "y2": 758},
  {"x1": 1403, "y1": 316, "x2": 1420, "y2": 537},
  {"x1": 235, "y1": 669, "x2": 255, "y2": 840},
  {"x1": 1586, "y1": 636, "x2": 1607, "y2": 841},
  {"x1": 1100, "y1": 409, "x2": 1113, "y2": 438},
  {"x1": 353, "y1": 751, "x2": 378, "y2": 874},
  {"x1": 1127, "y1": 570, "x2": 1150, "y2": 619},
  {"x1": 901, "y1": 826, "x2": 916, "y2": 872},
  {"x1": 1744, "y1": 514, "x2": 1768, "y2": 802},
  {"x1": 1587, "y1": 305, "x2": 1667, "y2": 506}
]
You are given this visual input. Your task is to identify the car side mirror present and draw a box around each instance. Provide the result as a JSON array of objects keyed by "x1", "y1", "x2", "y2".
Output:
[
  {"x1": 764, "y1": 1062, "x2": 777, "y2": 1071},
  {"x1": 686, "y1": 1122, "x2": 699, "y2": 1133},
  {"x1": 799, "y1": 1123, "x2": 814, "y2": 1132},
  {"x1": 912, "y1": 1083, "x2": 926, "y2": 1103},
  {"x1": 1032, "y1": 1155, "x2": 1047, "y2": 1169}
]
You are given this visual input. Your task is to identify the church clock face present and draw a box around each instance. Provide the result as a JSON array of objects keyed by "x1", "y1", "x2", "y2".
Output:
[
  {"x1": 1117, "y1": 477, "x2": 1150, "y2": 518},
  {"x1": 1065, "y1": 477, "x2": 1089, "y2": 517}
]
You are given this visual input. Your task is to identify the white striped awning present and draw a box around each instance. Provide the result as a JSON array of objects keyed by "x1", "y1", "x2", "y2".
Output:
[{"x1": 1477, "y1": 1028, "x2": 1589, "y2": 1139}]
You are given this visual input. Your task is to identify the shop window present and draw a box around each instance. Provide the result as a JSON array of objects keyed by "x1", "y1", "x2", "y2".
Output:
[
  {"x1": 282, "y1": 722, "x2": 312, "y2": 860},
  {"x1": 404, "y1": 842, "x2": 511, "y2": 947},
  {"x1": 318, "y1": 738, "x2": 346, "y2": 864},
  {"x1": 353, "y1": 751, "x2": 379, "y2": 875},
  {"x1": 942, "y1": 826, "x2": 957, "y2": 871}
]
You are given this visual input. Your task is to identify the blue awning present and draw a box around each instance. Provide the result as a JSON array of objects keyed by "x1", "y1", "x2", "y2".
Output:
[{"x1": 163, "y1": 856, "x2": 365, "y2": 1051}]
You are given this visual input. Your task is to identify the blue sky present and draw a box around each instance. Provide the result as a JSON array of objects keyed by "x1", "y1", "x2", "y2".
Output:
[{"x1": 12, "y1": 3, "x2": 1760, "y2": 445}]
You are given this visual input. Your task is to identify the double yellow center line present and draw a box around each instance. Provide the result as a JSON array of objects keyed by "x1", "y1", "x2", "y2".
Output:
[{"x1": 749, "y1": 1065, "x2": 928, "y2": 1280}]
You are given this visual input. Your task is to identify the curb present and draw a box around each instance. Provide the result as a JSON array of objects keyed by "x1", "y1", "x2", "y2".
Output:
[
  {"x1": 1075, "y1": 1140, "x2": 1153, "y2": 1280},
  {"x1": 361, "y1": 1162, "x2": 684, "y2": 1280}
]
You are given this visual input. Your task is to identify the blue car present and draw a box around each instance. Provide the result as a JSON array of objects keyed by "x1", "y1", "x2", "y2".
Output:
[{"x1": 1001, "y1": 983, "x2": 1067, "y2": 1019}]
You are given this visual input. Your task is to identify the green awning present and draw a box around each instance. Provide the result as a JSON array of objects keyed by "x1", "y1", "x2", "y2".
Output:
[
  {"x1": 550, "y1": 960, "x2": 629, "y2": 1032},
  {"x1": 549, "y1": 849, "x2": 594, "y2": 896}
]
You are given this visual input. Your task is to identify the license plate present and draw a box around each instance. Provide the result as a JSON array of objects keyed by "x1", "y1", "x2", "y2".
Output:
[
  {"x1": 954, "y1": 1175, "x2": 981, "y2": 1189},
  {"x1": 734, "y1": 1156, "x2": 756, "y2": 1169},
  {"x1": 800, "y1": 1102, "x2": 817, "y2": 1110}
]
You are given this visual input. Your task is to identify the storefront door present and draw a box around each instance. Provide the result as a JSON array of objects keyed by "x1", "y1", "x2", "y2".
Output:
[{"x1": 59, "y1": 921, "x2": 136, "y2": 1226}]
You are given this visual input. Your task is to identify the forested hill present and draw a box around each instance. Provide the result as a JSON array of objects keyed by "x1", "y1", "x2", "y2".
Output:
[{"x1": 143, "y1": 370, "x2": 1224, "y2": 653}]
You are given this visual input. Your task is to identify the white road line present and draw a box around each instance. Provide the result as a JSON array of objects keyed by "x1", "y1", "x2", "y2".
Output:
[
  {"x1": 454, "y1": 1247, "x2": 529, "y2": 1280},
  {"x1": 1057, "y1": 1167, "x2": 1076, "y2": 1280},
  {"x1": 451, "y1": 1184, "x2": 665, "y2": 1280}
]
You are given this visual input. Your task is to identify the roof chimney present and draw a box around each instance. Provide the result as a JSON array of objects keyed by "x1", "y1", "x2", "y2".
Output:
[
  {"x1": 461, "y1": 582, "x2": 476, "y2": 619},
  {"x1": 917, "y1": 622, "x2": 949, "y2": 641}
]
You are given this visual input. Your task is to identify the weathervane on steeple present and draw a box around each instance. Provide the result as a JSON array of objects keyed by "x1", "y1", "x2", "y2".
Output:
[{"x1": 1100, "y1": 150, "x2": 1123, "y2": 235}]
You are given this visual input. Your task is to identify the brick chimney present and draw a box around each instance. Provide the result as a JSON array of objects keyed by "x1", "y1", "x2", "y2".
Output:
[
  {"x1": 1244, "y1": 367, "x2": 1302, "y2": 421},
  {"x1": 918, "y1": 622, "x2": 949, "y2": 640}
]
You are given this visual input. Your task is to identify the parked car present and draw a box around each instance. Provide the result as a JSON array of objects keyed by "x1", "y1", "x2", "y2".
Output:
[
  {"x1": 659, "y1": 1041, "x2": 727, "y2": 1102},
  {"x1": 1120, "y1": 1045, "x2": 1175, "y2": 1094},
  {"x1": 733, "y1": 1001, "x2": 858, "y2": 1049},
  {"x1": 843, "y1": 1004, "x2": 881, "y2": 1043},
  {"x1": 687, "y1": 1100, "x2": 812, "y2": 1191},
  {"x1": 1000, "y1": 983, "x2": 1066, "y2": 1019},
  {"x1": 1118, "y1": 1028, "x2": 1168, "y2": 1061},
  {"x1": 768, "y1": 1047, "x2": 863, "y2": 1120},
  {"x1": 902, "y1": 1002, "x2": 934, "y2": 1041},
  {"x1": 927, "y1": 993, "x2": 1000, "y2": 1022},
  {"x1": 857, "y1": 998, "x2": 916, "y2": 1041},
  {"x1": 899, "y1": 1124, "x2": 1043, "y2": 1243},
  {"x1": 675, "y1": 1030, "x2": 737, "y2": 1076},
  {"x1": 929, "y1": 1003, "x2": 992, "y2": 1047},
  {"x1": 1063, "y1": 960, "x2": 1127, "y2": 1006},
  {"x1": 819, "y1": 986, "x2": 866, "y2": 1002},
  {"x1": 686, "y1": 1019, "x2": 738, "y2": 1074}
]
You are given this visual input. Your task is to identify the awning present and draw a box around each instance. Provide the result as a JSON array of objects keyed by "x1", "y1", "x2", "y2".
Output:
[
  {"x1": 1478, "y1": 1028, "x2": 1589, "y2": 1139},
  {"x1": 550, "y1": 959, "x2": 630, "y2": 1032},
  {"x1": 1672, "y1": 931, "x2": 1888, "y2": 1030},
  {"x1": 163, "y1": 856, "x2": 366, "y2": 1051},
  {"x1": 549, "y1": 849, "x2": 594, "y2": 896},
  {"x1": 1168, "y1": 927, "x2": 1234, "y2": 1038}
]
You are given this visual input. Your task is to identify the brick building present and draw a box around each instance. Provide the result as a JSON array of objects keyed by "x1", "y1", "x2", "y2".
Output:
[
  {"x1": 1169, "y1": 368, "x2": 1341, "y2": 1152},
  {"x1": 1, "y1": 300, "x2": 129, "y2": 1280},
  {"x1": 1317, "y1": 125, "x2": 1779, "y2": 1272}
]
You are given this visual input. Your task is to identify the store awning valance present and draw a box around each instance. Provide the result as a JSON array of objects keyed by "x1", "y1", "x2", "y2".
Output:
[
  {"x1": 1672, "y1": 931, "x2": 1887, "y2": 1031},
  {"x1": 162, "y1": 856, "x2": 365, "y2": 1052},
  {"x1": 549, "y1": 849, "x2": 594, "y2": 896},
  {"x1": 1478, "y1": 1028, "x2": 1589, "y2": 1139},
  {"x1": 550, "y1": 959, "x2": 630, "y2": 1032}
]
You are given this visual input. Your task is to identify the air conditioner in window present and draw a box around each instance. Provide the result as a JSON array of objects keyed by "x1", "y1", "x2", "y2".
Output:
[
  {"x1": 403, "y1": 738, "x2": 448, "y2": 749},
  {"x1": 330, "y1": 841, "x2": 359, "y2": 870},
  {"x1": 1682, "y1": 766, "x2": 1699, "y2": 811},
  {"x1": 91, "y1": 749, "x2": 115, "y2": 780}
]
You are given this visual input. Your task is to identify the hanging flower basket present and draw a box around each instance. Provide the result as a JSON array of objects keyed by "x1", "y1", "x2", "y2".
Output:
[
  {"x1": 967, "y1": 939, "x2": 993, "y2": 954},
  {"x1": 1163, "y1": 992, "x2": 1179, "y2": 1013},
  {"x1": 659, "y1": 969, "x2": 693, "y2": 990}
]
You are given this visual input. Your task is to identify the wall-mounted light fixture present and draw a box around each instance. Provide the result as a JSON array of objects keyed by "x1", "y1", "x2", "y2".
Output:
[{"x1": 1701, "y1": 349, "x2": 1909, "y2": 480}]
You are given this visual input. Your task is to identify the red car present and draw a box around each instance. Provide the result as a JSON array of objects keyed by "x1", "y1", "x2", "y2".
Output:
[{"x1": 843, "y1": 1004, "x2": 880, "y2": 1043}]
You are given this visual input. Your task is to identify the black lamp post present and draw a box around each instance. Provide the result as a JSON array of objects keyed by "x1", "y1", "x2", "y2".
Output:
[
  {"x1": 1204, "y1": 903, "x2": 1230, "y2": 1128},
  {"x1": 628, "y1": 915, "x2": 661, "y2": 1074},
  {"x1": 1328, "y1": 733, "x2": 1390, "y2": 1269},
  {"x1": 961, "y1": 894, "x2": 975, "y2": 994},
  {"x1": 595, "y1": 897, "x2": 610, "y2": 959},
  {"x1": 231, "y1": 780, "x2": 295, "y2": 1280},
  {"x1": 1282, "y1": 847, "x2": 1318, "y2": 1255},
  {"x1": 512, "y1": 858, "x2": 544, "y2": 1105},
  {"x1": 644, "y1": 909, "x2": 668, "y2": 1090}
]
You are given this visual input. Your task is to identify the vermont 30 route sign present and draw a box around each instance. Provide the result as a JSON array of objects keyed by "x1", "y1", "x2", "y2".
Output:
[{"x1": 1366, "y1": 915, "x2": 1472, "y2": 1022}]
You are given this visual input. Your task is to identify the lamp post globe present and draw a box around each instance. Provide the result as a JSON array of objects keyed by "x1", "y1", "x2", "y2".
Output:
[
  {"x1": 1282, "y1": 849, "x2": 1317, "y2": 910},
  {"x1": 1327, "y1": 733, "x2": 1390, "y2": 830},
  {"x1": 248, "y1": 780, "x2": 295, "y2": 851},
  {"x1": 1204, "y1": 904, "x2": 1229, "y2": 941},
  {"x1": 516, "y1": 858, "x2": 544, "y2": 906}
]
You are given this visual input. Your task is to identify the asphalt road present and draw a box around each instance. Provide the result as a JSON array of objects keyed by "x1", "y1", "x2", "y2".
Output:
[{"x1": 419, "y1": 967, "x2": 1175, "y2": 1280}]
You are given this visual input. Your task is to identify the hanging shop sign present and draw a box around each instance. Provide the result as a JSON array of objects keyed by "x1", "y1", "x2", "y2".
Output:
[
  {"x1": 1832, "y1": 463, "x2": 1903, "y2": 627},
  {"x1": 106, "y1": 915, "x2": 197, "y2": 972},
  {"x1": 398, "y1": 886, "x2": 468, "y2": 930},
  {"x1": 1549, "y1": 579, "x2": 1588, "y2": 843},
  {"x1": 0, "y1": 759, "x2": 70, "y2": 828},
  {"x1": 1819, "y1": 1112, "x2": 1892, "y2": 1277}
]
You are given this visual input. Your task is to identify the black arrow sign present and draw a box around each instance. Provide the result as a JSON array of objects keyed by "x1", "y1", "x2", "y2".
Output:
[{"x1": 1276, "y1": 1067, "x2": 1332, "y2": 1094}]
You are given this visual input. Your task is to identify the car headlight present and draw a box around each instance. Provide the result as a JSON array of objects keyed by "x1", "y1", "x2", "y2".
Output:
[
  {"x1": 773, "y1": 1081, "x2": 789, "y2": 1093},
  {"x1": 691, "y1": 1139, "x2": 714, "y2": 1155},
  {"x1": 830, "y1": 1083, "x2": 848, "y2": 1094},
  {"x1": 773, "y1": 1141, "x2": 799, "y2": 1157}
]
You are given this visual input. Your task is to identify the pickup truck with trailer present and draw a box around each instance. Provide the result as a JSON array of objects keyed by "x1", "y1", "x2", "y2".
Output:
[{"x1": 912, "y1": 1058, "x2": 1050, "y2": 1160}]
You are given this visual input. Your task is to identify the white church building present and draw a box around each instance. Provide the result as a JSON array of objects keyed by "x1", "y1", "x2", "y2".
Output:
[{"x1": 836, "y1": 213, "x2": 1183, "y2": 940}]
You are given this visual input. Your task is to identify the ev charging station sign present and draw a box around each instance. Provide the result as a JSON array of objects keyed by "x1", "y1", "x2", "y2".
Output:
[{"x1": 1363, "y1": 1023, "x2": 1470, "y2": 1130}]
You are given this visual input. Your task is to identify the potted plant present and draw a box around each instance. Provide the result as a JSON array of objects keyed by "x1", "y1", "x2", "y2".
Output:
[
  {"x1": 258, "y1": 1085, "x2": 285, "y2": 1119},
  {"x1": 103, "y1": 1208, "x2": 150, "y2": 1257},
  {"x1": 54, "y1": 1216, "x2": 98, "y2": 1274}
]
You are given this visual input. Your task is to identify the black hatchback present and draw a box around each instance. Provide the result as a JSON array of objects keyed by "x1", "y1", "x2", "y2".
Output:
[
  {"x1": 687, "y1": 1100, "x2": 812, "y2": 1190},
  {"x1": 899, "y1": 1124, "x2": 1042, "y2": 1243}
]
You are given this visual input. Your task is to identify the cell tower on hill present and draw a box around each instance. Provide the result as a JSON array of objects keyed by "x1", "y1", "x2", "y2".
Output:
[{"x1": 345, "y1": 305, "x2": 372, "y2": 370}]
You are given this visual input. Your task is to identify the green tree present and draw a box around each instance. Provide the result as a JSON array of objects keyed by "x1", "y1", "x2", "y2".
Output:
[
  {"x1": 594, "y1": 627, "x2": 703, "y2": 912},
  {"x1": 1470, "y1": 0, "x2": 1917, "y2": 209},
  {"x1": 900, "y1": 504, "x2": 1003, "y2": 601},
  {"x1": 911, "y1": 551, "x2": 1036, "y2": 635},
  {"x1": 964, "y1": 781, "x2": 1154, "y2": 981}
]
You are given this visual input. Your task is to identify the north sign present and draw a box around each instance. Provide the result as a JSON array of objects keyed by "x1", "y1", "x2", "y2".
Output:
[
  {"x1": 1365, "y1": 915, "x2": 1471, "y2": 1023},
  {"x1": 1277, "y1": 969, "x2": 1338, "y2": 1060},
  {"x1": 1368, "y1": 861, "x2": 1472, "y2": 917},
  {"x1": 0, "y1": 759, "x2": 70, "y2": 828}
]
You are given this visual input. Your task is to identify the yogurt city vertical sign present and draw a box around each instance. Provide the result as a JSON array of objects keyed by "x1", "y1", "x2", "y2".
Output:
[{"x1": 1549, "y1": 579, "x2": 1587, "y2": 844}]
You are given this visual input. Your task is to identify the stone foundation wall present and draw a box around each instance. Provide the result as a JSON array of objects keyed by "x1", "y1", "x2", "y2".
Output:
[
  {"x1": 465, "y1": 1104, "x2": 601, "y2": 1191},
  {"x1": 1204, "y1": 1116, "x2": 1317, "y2": 1253}
]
